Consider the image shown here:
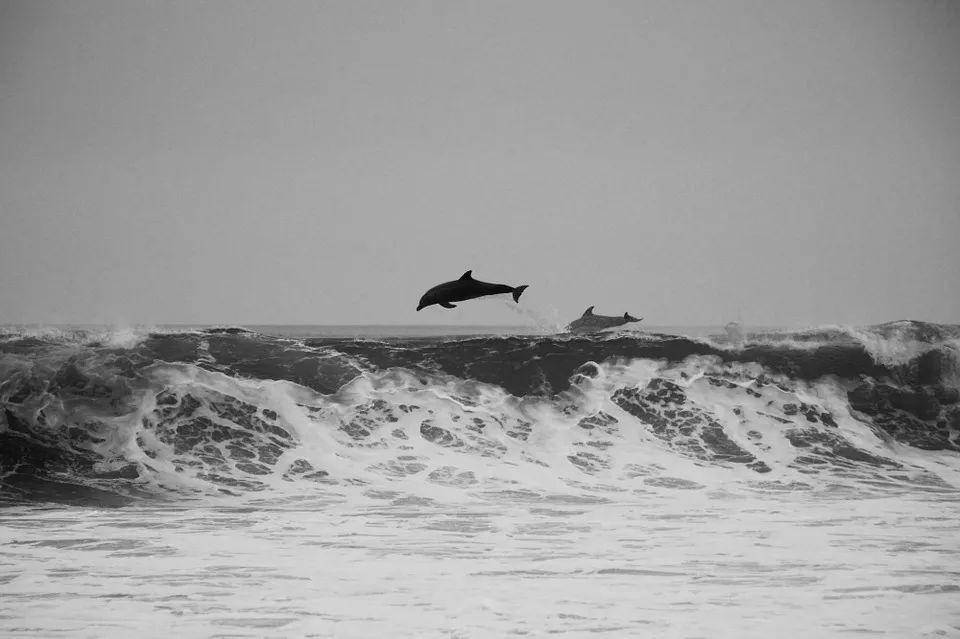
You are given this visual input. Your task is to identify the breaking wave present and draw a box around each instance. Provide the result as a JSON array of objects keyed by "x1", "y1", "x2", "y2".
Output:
[{"x1": 1, "y1": 321, "x2": 958, "y2": 506}]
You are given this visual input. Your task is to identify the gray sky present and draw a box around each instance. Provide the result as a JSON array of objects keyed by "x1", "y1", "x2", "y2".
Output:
[{"x1": 2, "y1": 0, "x2": 958, "y2": 326}]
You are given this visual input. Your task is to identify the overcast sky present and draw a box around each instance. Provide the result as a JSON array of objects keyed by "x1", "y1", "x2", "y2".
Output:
[{"x1": 1, "y1": 0, "x2": 958, "y2": 326}]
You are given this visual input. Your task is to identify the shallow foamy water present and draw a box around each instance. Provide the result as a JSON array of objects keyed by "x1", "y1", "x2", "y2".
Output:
[{"x1": 3, "y1": 487, "x2": 959, "y2": 638}]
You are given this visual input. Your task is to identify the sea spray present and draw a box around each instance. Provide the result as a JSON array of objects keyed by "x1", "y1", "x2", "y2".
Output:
[{"x1": 497, "y1": 296, "x2": 565, "y2": 333}]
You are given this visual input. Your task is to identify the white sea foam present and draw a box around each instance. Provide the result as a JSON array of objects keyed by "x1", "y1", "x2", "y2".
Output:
[
  {"x1": 3, "y1": 474, "x2": 958, "y2": 637},
  {"x1": 82, "y1": 353, "x2": 954, "y2": 500}
]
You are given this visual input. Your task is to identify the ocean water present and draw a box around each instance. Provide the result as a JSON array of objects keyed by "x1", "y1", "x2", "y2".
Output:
[{"x1": 2, "y1": 320, "x2": 959, "y2": 637}]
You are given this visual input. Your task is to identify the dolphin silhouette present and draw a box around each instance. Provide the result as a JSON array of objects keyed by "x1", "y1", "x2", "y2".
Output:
[
  {"x1": 417, "y1": 270, "x2": 529, "y2": 311},
  {"x1": 565, "y1": 306, "x2": 642, "y2": 333}
]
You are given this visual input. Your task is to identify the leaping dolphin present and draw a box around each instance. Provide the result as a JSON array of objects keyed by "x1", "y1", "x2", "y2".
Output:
[
  {"x1": 417, "y1": 270, "x2": 529, "y2": 311},
  {"x1": 565, "y1": 306, "x2": 642, "y2": 333}
]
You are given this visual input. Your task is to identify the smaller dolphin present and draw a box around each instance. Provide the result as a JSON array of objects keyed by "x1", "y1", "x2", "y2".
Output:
[
  {"x1": 417, "y1": 270, "x2": 529, "y2": 311},
  {"x1": 565, "y1": 306, "x2": 642, "y2": 333}
]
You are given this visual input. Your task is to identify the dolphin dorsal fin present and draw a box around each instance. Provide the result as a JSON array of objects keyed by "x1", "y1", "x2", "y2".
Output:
[
  {"x1": 583, "y1": 306, "x2": 594, "y2": 316},
  {"x1": 624, "y1": 312, "x2": 631, "y2": 320},
  {"x1": 459, "y1": 270, "x2": 473, "y2": 280}
]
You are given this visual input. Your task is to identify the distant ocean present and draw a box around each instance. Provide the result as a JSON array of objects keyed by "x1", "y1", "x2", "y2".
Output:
[
  {"x1": 198, "y1": 323, "x2": 724, "y2": 338},
  {"x1": 2, "y1": 321, "x2": 959, "y2": 636}
]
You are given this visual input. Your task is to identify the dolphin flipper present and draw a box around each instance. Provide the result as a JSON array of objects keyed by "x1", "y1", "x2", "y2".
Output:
[{"x1": 440, "y1": 302, "x2": 457, "y2": 308}]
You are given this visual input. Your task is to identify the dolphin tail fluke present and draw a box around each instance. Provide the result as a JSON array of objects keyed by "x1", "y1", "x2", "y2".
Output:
[{"x1": 512, "y1": 285, "x2": 529, "y2": 303}]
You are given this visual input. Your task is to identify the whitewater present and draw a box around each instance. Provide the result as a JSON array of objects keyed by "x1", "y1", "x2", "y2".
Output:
[{"x1": 2, "y1": 321, "x2": 959, "y2": 637}]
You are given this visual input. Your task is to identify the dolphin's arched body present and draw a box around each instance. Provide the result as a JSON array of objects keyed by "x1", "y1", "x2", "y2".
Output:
[
  {"x1": 417, "y1": 271, "x2": 529, "y2": 311},
  {"x1": 565, "y1": 306, "x2": 642, "y2": 333}
]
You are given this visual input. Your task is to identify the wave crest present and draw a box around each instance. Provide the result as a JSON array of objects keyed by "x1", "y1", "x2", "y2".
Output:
[{"x1": 1, "y1": 324, "x2": 958, "y2": 505}]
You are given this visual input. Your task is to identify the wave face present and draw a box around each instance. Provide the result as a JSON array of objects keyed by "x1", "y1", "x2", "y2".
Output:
[{"x1": 1, "y1": 321, "x2": 958, "y2": 506}]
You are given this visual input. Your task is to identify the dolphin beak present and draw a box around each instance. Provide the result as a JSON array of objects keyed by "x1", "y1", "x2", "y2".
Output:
[{"x1": 416, "y1": 304, "x2": 424, "y2": 311}]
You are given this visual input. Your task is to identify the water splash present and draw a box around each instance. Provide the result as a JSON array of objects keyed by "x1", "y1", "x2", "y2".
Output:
[{"x1": 497, "y1": 297, "x2": 565, "y2": 333}]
